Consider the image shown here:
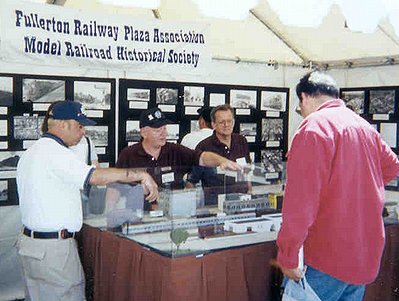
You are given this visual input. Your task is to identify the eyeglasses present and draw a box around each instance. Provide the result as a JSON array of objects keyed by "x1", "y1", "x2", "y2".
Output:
[{"x1": 216, "y1": 119, "x2": 234, "y2": 126}]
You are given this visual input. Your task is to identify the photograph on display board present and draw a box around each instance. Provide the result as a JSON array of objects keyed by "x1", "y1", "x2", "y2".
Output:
[
  {"x1": 369, "y1": 90, "x2": 395, "y2": 114},
  {"x1": 156, "y1": 88, "x2": 178, "y2": 105},
  {"x1": 261, "y1": 149, "x2": 283, "y2": 173},
  {"x1": 0, "y1": 77, "x2": 13, "y2": 106},
  {"x1": 260, "y1": 91, "x2": 287, "y2": 111},
  {"x1": 190, "y1": 120, "x2": 200, "y2": 132},
  {"x1": 74, "y1": 81, "x2": 111, "y2": 110},
  {"x1": 240, "y1": 123, "x2": 257, "y2": 136},
  {"x1": 0, "y1": 151, "x2": 24, "y2": 171},
  {"x1": 230, "y1": 90, "x2": 257, "y2": 108},
  {"x1": 166, "y1": 124, "x2": 179, "y2": 141},
  {"x1": 23, "y1": 78, "x2": 65, "y2": 103},
  {"x1": 341, "y1": 90, "x2": 365, "y2": 114},
  {"x1": 127, "y1": 88, "x2": 150, "y2": 102},
  {"x1": 0, "y1": 181, "x2": 7, "y2": 202},
  {"x1": 0, "y1": 120, "x2": 8, "y2": 136},
  {"x1": 380, "y1": 123, "x2": 398, "y2": 148},
  {"x1": 13, "y1": 116, "x2": 44, "y2": 140},
  {"x1": 261, "y1": 119, "x2": 283, "y2": 142},
  {"x1": 209, "y1": 93, "x2": 226, "y2": 107},
  {"x1": 126, "y1": 120, "x2": 141, "y2": 142},
  {"x1": 183, "y1": 86, "x2": 205, "y2": 106},
  {"x1": 85, "y1": 126, "x2": 108, "y2": 146}
]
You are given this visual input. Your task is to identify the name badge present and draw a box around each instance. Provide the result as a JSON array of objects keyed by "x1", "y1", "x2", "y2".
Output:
[
  {"x1": 236, "y1": 157, "x2": 247, "y2": 167},
  {"x1": 162, "y1": 172, "x2": 175, "y2": 183}
]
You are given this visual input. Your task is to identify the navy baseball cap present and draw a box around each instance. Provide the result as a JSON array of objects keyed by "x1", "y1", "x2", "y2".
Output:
[
  {"x1": 140, "y1": 108, "x2": 171, "y2": 128},
  {"x1": 50, "y1": 101, "x2": 96, "y2": 126}
]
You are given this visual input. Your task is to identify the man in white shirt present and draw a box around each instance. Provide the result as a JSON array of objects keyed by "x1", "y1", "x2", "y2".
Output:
[
  {"x1": 180, "y1": 107, "x2": 213, "y2": 150},
  {"x1": 17, "y1": 101, "x2": 158, "y2": 301}
]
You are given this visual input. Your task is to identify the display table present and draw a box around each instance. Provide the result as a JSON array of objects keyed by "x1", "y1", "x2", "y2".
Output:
[{"x1": 80, "y1": 223, "x2": 399, "y2": 301}]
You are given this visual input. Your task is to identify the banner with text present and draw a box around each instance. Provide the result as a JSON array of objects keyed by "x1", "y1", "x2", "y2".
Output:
[{"x1": 0, "y1": 1, "x2": 210, "y2": 73}]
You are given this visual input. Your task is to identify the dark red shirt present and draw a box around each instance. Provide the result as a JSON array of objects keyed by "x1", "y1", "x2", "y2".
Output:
[
  {"x1": 116, "y1": 142, "x2": 202, "y2": 189},
  {"x1": 196, "y1": 132, "x2": 251, "y2": 163},
  {"x1": 195, "y1": 132, "x2": 251, "y2": 204}
]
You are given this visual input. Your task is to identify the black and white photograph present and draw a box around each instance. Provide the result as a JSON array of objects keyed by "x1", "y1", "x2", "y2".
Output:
[
  {"x1": 156, "y1": 88, "x2": 178, "y2": 105},
  {"x1": 230, "y1": 90, "x2": 257, "y2": 108},
  {"x1": 261, "y1": 91, "x2": 287, "y2": 111},
  {"x1": 369, "y1": 90, "x2": 395, "y2": 114},
  {"x1": 0, "y1": 151, "x2": 24, "y2": 171},
  {"x1": 240, "y1": 123, "x2": 257, "y2": 136},
  {"x1": 13, "y1": 116, "x2": 44, "y2": 140},
  {"x1": 341, "y1": 90, "x2": 365, "y2": 114},
  {"x1": 85, "y1": 126, "x2": 108, "y2": 146},
  {"x1": 261, "y1": 149, "x2": 283, "y2": 173},
  {"x1": 126, "y1": 120, "x2": 141, "y2": 142},
  {"x1": 209, "y1": 93, "x2": 225, "y2": 107},
  {"x1": 261, "y1": 119, "x2": 283, "y2": 142},
  {"x1": 0, "y1": 181, "x2": 8, "y2": 202},
  {"x1": 0, "y1": 76, "x2": 13, "y2": 106},
  {"x1": 74, "y1": 81, "x2": 111, "y2": 110},
  {"x1": 183, "y1": 86, "x2": 205, "y2": 106},
  {"x1": 166, "y1": 124, "x2": 179, "y2": 141},
  {"x1": 380, "y1": 123, "x2": 397, "y2": 148},
  {"x1": 190, "y1": 120, "x2": 200, "y2": 132},
  {"x1": 0, "y1": 120, "x2": 7, "y2": 136},
  {"x1": 23, "y1": 78, "x2": 65, "y2": 103},
  {"x1": 127, "y1": 88, "x2": 150, "y2": 102}
]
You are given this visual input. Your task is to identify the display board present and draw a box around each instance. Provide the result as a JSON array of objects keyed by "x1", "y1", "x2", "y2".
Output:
[
  {"x1": 0, "y1": 73, "x2": 116, "y2": 206},
  {"x1": 119, "y1": 79, "x2": 289, "y2": 182},
  {"x1": 341, "y1": 86, "x2": 399, "y2": 190}
]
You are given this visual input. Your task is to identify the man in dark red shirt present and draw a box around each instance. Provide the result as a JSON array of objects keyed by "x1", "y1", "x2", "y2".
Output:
[
  {"x1": 194, "y1": 104, "x2": 251, "y2": 204},
  {"x1": 116, "y1": 108, "x2": 242, "y2": 193}
]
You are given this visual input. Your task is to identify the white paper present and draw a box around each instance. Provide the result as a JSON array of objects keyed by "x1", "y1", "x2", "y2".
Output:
[
  {"x1": 266, "y1": 111, "x2": 280, "y2": 117},
  {"x1": 185, "y1": 106, "x2": 201, "y2": 115},
  {"x1": 86, "y1": 110, "x2": 103, "y2": 118},
  {"x1": 372, "y1": 114, "x2": 390, "y2": 121},
  {"x1": 33, "y1": 103, "x2": 51, "y2": 111},
  {"x1": 158, "y1": 104, "x2": 175, "y2": 112},
  {"x1": 380, "y1": 123, "x2": 397, "y2": 148},
  {"x1": 236, "y1": 109, "x2": 250, "y2": 115},
  {"x1": 266, "y1": 141, "x2": 280, "y2": 148},
  {"x1": 129, "y1": 101, "x2": 148, "y2": 109}
]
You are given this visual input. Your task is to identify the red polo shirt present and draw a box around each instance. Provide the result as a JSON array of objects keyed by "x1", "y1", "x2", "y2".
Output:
[{"x1": 277, "y1": 99, "x2": 399, "y2": 284}]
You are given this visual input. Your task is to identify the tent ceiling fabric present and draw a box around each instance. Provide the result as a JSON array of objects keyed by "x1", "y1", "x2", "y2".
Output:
[{"x1": 52, "y1": 0, "x2": 399, "y2": 69}]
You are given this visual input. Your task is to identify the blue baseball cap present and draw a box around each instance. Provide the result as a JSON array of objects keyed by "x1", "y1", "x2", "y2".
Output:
[{"x1": 50, "y1": 101, "x2": 96, "y2": 126}]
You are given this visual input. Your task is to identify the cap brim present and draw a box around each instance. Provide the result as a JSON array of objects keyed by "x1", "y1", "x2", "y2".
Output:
[
  {"x1": 77, "y1": 116, "x2": 97, "y2": 126},
  {"x1": 149, "y1": 119, "x2": 171, "y2": 128}
]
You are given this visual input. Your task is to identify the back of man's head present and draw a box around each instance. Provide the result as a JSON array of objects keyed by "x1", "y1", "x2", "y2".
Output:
[{"x1": 296, "y1": 70, "x2": 339, "y2": 100}]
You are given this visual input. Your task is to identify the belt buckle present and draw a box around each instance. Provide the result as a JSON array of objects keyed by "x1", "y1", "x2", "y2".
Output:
[{"x1": 60, "y1": 229, "x2": 68, "y2": 239}]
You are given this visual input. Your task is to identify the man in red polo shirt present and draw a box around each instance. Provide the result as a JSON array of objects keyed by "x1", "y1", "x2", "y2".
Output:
[{"x1": 276, "y1": 71, "x2": 399, "y2": 300}]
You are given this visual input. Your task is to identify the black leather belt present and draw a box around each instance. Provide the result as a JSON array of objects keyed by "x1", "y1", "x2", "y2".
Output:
[{"x1": 23, "y1": 227, "x2": 77, "y2": 239}]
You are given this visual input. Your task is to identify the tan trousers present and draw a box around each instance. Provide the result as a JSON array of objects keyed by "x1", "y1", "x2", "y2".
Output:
[{"x1": 17, "y1": 233, "x2": 86, "y2": 301}]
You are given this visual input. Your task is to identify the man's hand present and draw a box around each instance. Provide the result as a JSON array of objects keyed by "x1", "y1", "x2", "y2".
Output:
[
  {"x1": 139, "y1": 172, "x2": 159, "y2": 202},
  {"x1": 219, "y1": 159, "x2": 243, "y2": 171},
  {"x1": 281, "y1": 267, "x2": 304, "y2": 282},
  {"x1": 270, "y1": 259, "x2": 305, "y2": 282}
]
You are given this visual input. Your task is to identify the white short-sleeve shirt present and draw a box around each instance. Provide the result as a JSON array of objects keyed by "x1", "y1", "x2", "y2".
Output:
[
  {"x1": 70, "y1": 136, "x2": 98, "y2": 164},
  {"x1": 180, "y1": 128, "x2": 213, "y2": 150},
  {"x1": 17, "y1": 134, "x2": 94, "y2": 232}
]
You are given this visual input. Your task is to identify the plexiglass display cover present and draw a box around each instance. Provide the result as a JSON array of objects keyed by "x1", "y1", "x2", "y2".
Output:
[{"x1": 83, "y1": 163, "x2": 284, "y2": 258}]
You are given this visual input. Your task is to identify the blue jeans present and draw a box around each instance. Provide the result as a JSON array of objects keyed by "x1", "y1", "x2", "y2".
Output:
[{"x1": 305, "y1": 265, "x2": 366, "y2": 301}]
